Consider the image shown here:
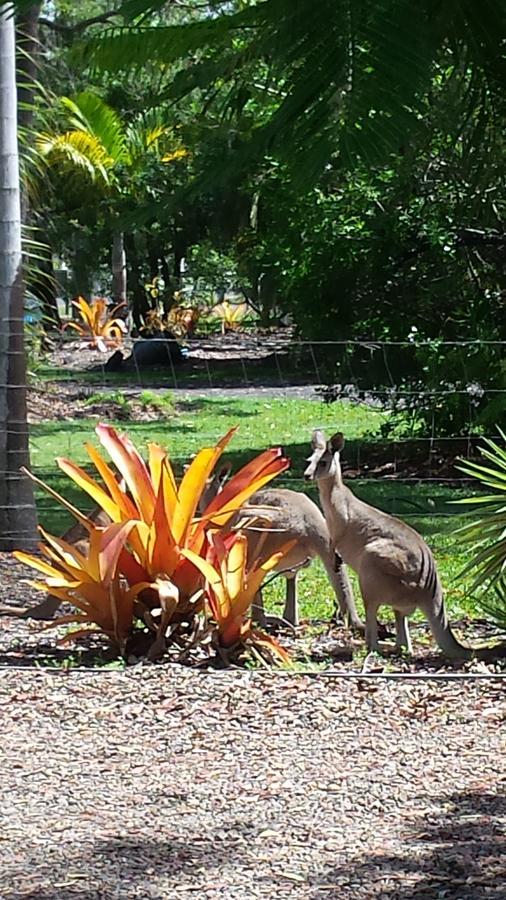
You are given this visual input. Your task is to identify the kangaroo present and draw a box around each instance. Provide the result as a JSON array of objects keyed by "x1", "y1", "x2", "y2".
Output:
[
  {"x1": 304, "y1": 429, "x2": 472, "y2": 659},
  {"x1": 201, "y1": 466, "x2": 363, "y2": 631}
]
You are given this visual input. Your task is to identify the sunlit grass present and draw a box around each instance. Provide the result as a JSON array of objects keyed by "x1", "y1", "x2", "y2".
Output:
[{"x1": 28, "y1": 392, "x2": 485, "y2": 625}]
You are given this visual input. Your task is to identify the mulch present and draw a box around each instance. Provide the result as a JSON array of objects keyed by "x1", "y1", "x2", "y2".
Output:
[
  {"x1": 7, "y1": 337, "x2": 504, "y2": 896},
  {"x1": 0, "y1": 667, "x2": 504, "y2": 899},
  {"x1": 0, "y1": 557, "x2": 505, "y2": 898}
]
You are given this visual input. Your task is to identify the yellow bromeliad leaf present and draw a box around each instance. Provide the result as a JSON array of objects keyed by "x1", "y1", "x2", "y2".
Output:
[
  {"x1": 84, "y1": 443, "x2": 137, "y2": 519},
  {"x1": 172, "y1": 426, "x2": 237, "y2": 543},
  {"x1": 180, "y1": 546, "x2": 229, "y2": 619},
  {"x1": 96, "y1": 423, "x2": 157, "y2": 522},
  {"x1": 56, "y1": 457, "x2": 123, "y2": 522},
  {"x1": 20, "y1": 467, "x2": 95, "y2": 532}
]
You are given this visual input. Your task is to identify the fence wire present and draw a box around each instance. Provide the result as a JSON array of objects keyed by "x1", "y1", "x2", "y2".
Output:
[{"x1": 0, "y1": 335, "x2": 504, "y2": 537}]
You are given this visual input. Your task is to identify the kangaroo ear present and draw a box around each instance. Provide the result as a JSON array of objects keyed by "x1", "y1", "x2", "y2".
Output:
[
  {"x1": 311, "y1": 429, "x2": 327, "y2": 450},
  {"x1": 329, "y1": 432, "x2": 345, "y2": 453}
]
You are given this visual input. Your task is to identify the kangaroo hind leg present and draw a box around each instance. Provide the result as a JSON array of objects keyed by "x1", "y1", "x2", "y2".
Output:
[{"x1": 394, "y1": 610, "x2": 413, "y2": 654}]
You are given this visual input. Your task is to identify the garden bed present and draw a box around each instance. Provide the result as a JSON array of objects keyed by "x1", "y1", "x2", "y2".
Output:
[{"x1": 1, "y1": 555, "x2": 504, "y2": 675}]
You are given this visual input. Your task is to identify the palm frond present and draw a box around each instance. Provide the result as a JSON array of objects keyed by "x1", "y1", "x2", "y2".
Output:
[
  {"x1": 454, "y1": 428, "x2": 506, "y2": 624},
  {"x1": 61, "y1": 92, "x2": 129, "y2": 165},
  {"x1": 36, "y1": 130, "x2": 114, "y2": 184},
  {"x1": 85, "y1": 0, "x2": 506, "y2": 182}
]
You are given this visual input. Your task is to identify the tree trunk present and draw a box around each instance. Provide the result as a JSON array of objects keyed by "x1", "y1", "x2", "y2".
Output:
[
  {"x1": 124, "y1": 232, "x2": 147, "y2": 328},
  {"x1": 16, "y1": 3, "x2": 41, "y2": 132},
  {"x1": 0, "y1": 5, "x2": 38, "y2": 550},
  {"x1": 16, "y1": 6, "x2": 60, "y2": 328},
  {"x1": 112, "y1": 230, "x2": 127, "y2": 304}
]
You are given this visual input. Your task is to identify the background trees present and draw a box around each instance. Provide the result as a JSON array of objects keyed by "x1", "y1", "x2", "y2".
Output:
[{"x1": 9, "y1": 0, "x2": 506, "y2": 388}]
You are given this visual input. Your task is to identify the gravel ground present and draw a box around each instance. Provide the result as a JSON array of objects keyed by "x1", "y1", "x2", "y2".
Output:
[{"x1": 0, "y1": 667, "x2": 505, "y2": 900}]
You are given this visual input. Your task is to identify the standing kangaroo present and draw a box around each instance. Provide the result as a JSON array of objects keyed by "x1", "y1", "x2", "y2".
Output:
[
  {"x1": 304, "y1": 429, "x2": 472, "y2": 658},
  {"x1": 201, "y1": 467, "x2": 362, "y2": 630}
]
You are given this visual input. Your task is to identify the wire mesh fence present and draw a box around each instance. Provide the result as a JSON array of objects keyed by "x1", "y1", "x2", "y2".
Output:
[{"x1": 1, "y1": 333, "x2": 505, "y2": 536}]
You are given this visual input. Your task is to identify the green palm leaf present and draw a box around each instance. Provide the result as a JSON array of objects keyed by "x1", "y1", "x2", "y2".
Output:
[
  {"x1": 454, "y1": 428, "x2": 506, "y2": 626},
  {"x1": 61, "y1": 93, "x2": 129, "y2": 166},
  {"x1": 84, "y1": 0, "x2": 506, "y2": 182}
]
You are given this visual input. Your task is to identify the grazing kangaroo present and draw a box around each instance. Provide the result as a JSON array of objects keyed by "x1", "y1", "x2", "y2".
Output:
[
  {"x1": 201, "y1": 467, "x2": 362, "y2": 630},
  {"x1": 304, "y1": 429, "x2": 472, "y2": 658}
]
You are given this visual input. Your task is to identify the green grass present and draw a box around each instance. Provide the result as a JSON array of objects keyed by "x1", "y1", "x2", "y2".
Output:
[{"x1": 28, "y1": 393, "x2": 485, "y2": 628}]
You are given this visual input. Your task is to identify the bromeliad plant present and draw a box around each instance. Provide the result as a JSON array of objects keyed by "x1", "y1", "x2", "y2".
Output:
[
  {"x1": 455, "y1": 428, "x2": 506, "y2": 627},
  {"x1": 210, "y1": 300, "x2": 250, "y2": 334},
  {"x1": 64, "y1": 296, "x2": 127, "y2": 351},
  {"x1": 15, "y1": 424, "x2": 292, "y2": 663}
]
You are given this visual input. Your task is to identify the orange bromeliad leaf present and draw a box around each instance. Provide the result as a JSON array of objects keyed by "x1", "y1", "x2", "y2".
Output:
[
  {"x1": 15, "y1": 521, "x2": 141, "y2": 647},
  {"x1": 172, "y1": 426, "x2": 237, "y2": 542},
  {"x1": 96, "y1": 423, "x2": 156, "y2": 522},
  {"x1": 182, "y1": 532, "x2": 294, "y2": 657},
  {"x1": 199, "y1": 447, "x2": 290, "y2": 528}
]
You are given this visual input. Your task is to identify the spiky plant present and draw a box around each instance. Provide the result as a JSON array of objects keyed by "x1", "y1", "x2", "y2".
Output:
[{"x1": 456, "y1": 428, "x2": 506, "y2": 627}]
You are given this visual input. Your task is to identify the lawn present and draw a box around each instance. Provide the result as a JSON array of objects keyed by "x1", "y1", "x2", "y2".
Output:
[{"x1": 28, "y1": 392, "x2": 484, "y2": 628}]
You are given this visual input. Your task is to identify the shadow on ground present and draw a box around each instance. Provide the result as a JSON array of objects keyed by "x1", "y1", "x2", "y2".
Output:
[
  {"x1": 311, "y1": 789, "x2": 506, "y2": 899},
  {"x1": 4, "y1": 791, "x2": 505, "y2": 899}
]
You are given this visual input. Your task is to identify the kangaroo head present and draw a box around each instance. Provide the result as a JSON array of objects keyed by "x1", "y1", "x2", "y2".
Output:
[
  {"x1": 198, "y1": 462, "x2": 232, "y2": 511},
  {"x1": 304, "y1": 430, "x2": 345, "y2": 481}
]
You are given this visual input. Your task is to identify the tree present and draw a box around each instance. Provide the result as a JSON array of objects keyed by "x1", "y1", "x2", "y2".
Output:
[
  {"x1": 38, "y1": 90, "x2": 188, "y2": 305},
  {"x1": 0, "y1": 2, "x2": 37, "y2": 551}
]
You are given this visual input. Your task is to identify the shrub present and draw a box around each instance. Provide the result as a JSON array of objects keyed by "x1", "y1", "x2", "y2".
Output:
[{"x1": 15, "y1": 424, "x2": 292, "y2": 665}]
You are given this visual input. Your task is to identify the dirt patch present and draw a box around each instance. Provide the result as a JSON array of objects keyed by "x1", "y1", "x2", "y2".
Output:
[{"x1": 27, "y1": 385, "x2": 176, "y2": 425}]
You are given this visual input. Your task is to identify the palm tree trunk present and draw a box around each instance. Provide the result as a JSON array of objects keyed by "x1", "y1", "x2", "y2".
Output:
[
  {"x1": 0, "y1": 5, "x2": 38, "y2": 550},
  {"x1": 112, "y1": 230, "x2": 127, "y2": 303}
]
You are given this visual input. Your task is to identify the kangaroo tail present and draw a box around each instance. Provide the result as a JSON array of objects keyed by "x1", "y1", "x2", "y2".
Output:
[{"x1": 424, "y1": 584, "x2": 473, "y2": 660}]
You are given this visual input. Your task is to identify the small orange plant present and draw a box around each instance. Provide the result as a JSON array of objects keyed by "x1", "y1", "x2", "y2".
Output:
[
  {"x1": 210, "y1": 300, "x2": 250, "y2": 334},
  {"x1": 15, "y1": 521, "x2": 148, "y2": 651},
  {"x1": 15, "y1": 424, "x2": 291, "y2": 662},
  {"x1": 64, "y1": 296, "x2": 127, "y2": 351},
  {"x1": 168, "y1": 305, "x2": 200, "y2": 336}
]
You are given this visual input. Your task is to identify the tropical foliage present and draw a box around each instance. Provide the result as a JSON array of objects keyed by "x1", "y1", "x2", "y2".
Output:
[
  {"x1": 64, "y1": 296, "x2": 127, "y2": 351},
  {"x1": 14, "y1": 423, "x2": 292, "y2": 664},
  {"x1": 456, "y1": 430, "x2": 506, "y2": 626},
  {"x1": 210, "y1": 300, "x2": 250, "y2": 334}
]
